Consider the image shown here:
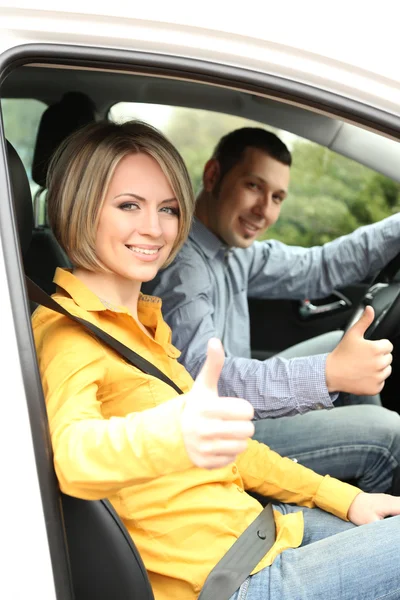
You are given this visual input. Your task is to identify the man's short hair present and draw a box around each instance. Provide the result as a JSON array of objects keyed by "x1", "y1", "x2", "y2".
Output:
[{"x1": 212, "y1": 127, "x2": 292, "y2": 183}]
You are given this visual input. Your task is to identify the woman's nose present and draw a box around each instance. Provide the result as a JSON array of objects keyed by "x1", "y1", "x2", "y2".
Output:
[{"x1": 139, "y1": 210, "x2": 163, "y2": 237}]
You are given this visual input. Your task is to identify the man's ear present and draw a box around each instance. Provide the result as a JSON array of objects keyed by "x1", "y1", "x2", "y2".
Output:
[{"x1": 203, "y1": 159, "x2": 220, "y2": 192}]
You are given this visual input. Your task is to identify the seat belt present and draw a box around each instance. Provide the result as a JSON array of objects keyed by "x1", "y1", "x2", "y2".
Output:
[
  {"x1": 198, "y1": 502, "x2": 275, "y2": 600},
  {"x1": 26, "y1": 277, "x2": 183, "y2": 395},
  {"x1": 27, "y1": 276, "x2": 276, "y2": 599}
]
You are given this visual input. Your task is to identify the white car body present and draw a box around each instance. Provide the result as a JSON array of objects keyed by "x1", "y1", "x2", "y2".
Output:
[
  {"x1": 0, "y1": 1, "x2": 399, "y2": 113},
  {"x1": 0, "y1": 4, "x2": 398, "y2": 598}
]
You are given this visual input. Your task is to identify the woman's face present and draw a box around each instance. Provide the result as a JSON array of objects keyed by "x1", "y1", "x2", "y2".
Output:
[{"x1": 95, "y1": 152, "x2": 179, "y2": 285}]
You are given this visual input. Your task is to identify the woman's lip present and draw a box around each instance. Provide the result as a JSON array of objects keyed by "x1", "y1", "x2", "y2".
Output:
[
  {"x1": 125, "y1": 244, "x2": 162, "y2": 250},
  {"x1": 126, "y1": 246, "x2": 162, "y2": 262}
]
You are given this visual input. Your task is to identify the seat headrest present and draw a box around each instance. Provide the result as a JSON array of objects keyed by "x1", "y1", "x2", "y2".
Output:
[
  {"x1": 7, "y1": 140, "x2": 33, "y2": 256},
  {"x1": 32, "y1": 91, "x2": 96, "y2": 188}
]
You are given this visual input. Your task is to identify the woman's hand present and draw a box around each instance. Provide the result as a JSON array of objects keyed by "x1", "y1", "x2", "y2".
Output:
[
  {"x1": 181, "y1": 338, "x2": 255, "y2": 469},
  {"x1": 348, "y1": 492, "x2": 400, "y2": 525}
]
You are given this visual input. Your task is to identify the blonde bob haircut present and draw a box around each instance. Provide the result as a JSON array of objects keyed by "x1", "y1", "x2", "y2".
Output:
[{"x1": 47, "y1": 120, "x2": 195, "y2": 271}]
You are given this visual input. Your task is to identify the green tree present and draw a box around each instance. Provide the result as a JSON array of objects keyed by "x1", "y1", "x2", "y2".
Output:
[
  {"x1": 165, "y1": 108, "x2": 399, "y2": 248},
  {"x1": 164, "y1": 107, "x2": 277, "y2": 193},
  {"x1": 264, "y1": 140, "x2": 400, "y2": 246},
  {"x1": 1, "y1": 99, "x2": 46, "y2": 180}
]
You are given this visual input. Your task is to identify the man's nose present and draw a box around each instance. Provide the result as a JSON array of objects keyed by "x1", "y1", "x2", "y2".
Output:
[{"x1": 253, "y1": 193, "x2": 272, "y2": 220}]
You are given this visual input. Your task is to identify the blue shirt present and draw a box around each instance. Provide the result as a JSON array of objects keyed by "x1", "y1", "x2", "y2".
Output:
[{"x1": 144, "y1": 214, "x2": 400, "y2": 418}]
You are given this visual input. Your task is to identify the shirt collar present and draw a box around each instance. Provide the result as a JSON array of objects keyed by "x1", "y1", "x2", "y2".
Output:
[
  {"x1": 54, "y1": 268, "x2": 110, "y2": 311},
  {"x1": 53, "y1": 268, "x2": 164, "y2": 316},
  {"x1": 189, "y1": 217, "x2": 227, "y2": 259},
  {"x1": 53, "y1": 268, "x2": 179, "y2": 358}
]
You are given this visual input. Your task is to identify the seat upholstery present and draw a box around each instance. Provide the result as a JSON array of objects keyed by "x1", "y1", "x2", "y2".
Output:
[
  {"x1": 7, "y1": 140, "x2": 34, "y2": 256},
  {"x1": 26, "y1": 91, "x2": 96, "y2": 294},
  {"x1": 24, "y1": 227, "x2": 71, "y2": 295},
  {"x1": 32, "y1": 91, "x2": 96, "y2": 189},
  {"x1": 7, "y1": 139, "x2": 154, "y2": 600},
  {"x1": 62, "y1": 495, "x2": 154, "y2": 600}
]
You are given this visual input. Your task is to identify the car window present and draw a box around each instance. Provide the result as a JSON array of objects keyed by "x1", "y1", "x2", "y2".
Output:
[
  {"x1": 110, "y1": 102, "x2": 400, "y2": 247},
  {"x1": 1, "y1": 98, "x2": 47, "y2": 199}
]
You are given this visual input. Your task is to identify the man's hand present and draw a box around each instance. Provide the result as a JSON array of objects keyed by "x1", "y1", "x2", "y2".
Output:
[
  {"x1": 181, "y1": 338, "x2": 255, "y2": 469},
  {"x1": 348, "y1": 492, "x2": 400, "y2": 525},
  {"x1": 325, "y1": 306, "x2": 393, "y2": 395}
]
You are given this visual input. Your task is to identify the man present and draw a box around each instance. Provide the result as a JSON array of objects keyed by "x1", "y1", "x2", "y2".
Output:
[{"x1": 144, "y1": 127, "x2": 400, "y2": 492}]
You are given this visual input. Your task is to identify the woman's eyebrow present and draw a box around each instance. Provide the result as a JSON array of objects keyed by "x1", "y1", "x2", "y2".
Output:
[
  {"x1": 160, "y1": 197, "x2": 178, "y2": 204},
  {"x1": 113, "y1": 193, "x2": 177, "y2": 203},
  {"x1": 114, "y1": 192, "x2": 145, "y2": 201}
]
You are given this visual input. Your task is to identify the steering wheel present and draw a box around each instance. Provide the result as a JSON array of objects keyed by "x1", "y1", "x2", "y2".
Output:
[{"x1": 345, "y1": 250, "x2": 400, "y2": 340}]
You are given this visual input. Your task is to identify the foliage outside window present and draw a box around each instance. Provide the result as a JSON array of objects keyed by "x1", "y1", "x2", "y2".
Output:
[
  {"x1": 1, "y1": 98, "x2": 46, "y2": 199},
  {"x1": 110, "y1": 103, "x2": 400, "y2": 248}
]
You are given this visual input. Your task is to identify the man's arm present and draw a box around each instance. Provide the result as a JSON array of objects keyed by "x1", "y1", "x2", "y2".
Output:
[
  {"x1": 150, "y1": 255, "x2": 334, "y2": 417},
  {"x1": 247, "y1": 213, "x2": 400, "y2": 299}
]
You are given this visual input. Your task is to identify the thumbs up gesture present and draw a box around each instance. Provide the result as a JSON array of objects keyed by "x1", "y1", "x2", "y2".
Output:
[
  {"x1": 326, "y1": 306, "x2": 393, "y2": 395},
  {"x1": 181, "y1": 338, "x2": 255, "y2": 469}
]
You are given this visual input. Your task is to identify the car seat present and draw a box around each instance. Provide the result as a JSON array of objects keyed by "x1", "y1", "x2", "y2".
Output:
[
  {"x1": 7, "y1": 139, "x2": 155, "y2": 600},
  {"x1": 24, "y1": 92, "x2": 96, "y2": 294}
]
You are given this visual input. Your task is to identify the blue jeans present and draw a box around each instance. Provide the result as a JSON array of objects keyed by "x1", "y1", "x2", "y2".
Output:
[
  {"x1": 253, "y1": 405, "x2": 400, "y2": 492},
  {"x1": 229, "y1": 503, "x2": 400, "y2": 600}
]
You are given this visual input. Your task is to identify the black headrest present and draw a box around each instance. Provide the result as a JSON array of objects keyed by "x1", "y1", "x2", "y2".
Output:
[
  {"x1": 7, "y1": 140, "x2": 33, "y2": 256},
  {"x1": 32, "y1": 91, "x2": 96, "y2": 188}
]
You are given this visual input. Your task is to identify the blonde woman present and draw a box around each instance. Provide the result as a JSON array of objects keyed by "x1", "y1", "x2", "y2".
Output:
[{"x1": 33, "y1": 120, "x2": 400, "y2": 600}]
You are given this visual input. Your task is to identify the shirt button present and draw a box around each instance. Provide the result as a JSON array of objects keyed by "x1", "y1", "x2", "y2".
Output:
[
  {"x1": 314, "y1": 403, "x2": 324, "y2": 410},
  {"x1": 237, "y1": 486, "x2": 244, "y2": 493},
  {"x1": 232, "y1": 465, "x2": 238, "y2": 474}
]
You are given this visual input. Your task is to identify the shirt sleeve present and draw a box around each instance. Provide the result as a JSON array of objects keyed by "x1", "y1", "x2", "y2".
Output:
[
  {"x1": 236, "y1": 439, "x2": 361, "y2": 520},
  {"x1": 247, "y1": 213, "x2": 400, "y2": 299},
  {"x1": 151, "y1": 257, "x2": 334, "y2": 417},
  {"x1": 35, "y1": 315, "x2": 193, "y2": 500}
]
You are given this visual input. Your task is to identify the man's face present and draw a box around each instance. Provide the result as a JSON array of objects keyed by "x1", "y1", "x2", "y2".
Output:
[{"x1": 206, "y1": 147, "x2": 290, "y2": 248}]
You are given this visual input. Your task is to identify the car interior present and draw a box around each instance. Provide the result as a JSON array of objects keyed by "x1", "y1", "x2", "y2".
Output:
[{"x1": 1, "y1": 51, "x2": 400, "y2": 598}]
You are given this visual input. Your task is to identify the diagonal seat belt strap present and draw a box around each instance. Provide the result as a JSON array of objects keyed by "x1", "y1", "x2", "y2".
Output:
[
  {"x1": 26, "y1": 276, "x2": 184, "y2": 395},
  {"x1": 198, "y1": 502, "x2": 276, "y2": 600}
]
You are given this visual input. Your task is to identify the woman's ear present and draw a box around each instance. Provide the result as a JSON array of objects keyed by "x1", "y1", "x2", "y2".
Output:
[{"x1": 203, "y1": 159, "x2": 220, "y2": 192}]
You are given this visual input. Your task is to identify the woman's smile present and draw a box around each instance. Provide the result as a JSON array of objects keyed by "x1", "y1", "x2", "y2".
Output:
[{"x1": 125, "y1": 244, "x2": 163, "y2": 261}]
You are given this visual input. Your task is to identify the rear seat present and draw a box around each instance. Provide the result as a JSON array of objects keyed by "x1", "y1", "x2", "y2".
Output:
[{"x1": 24, "y1": 91, "x2": 96, "y2": 294}]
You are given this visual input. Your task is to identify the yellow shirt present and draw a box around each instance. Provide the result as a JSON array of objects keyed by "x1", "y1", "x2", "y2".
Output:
[{"x1": 32, "y1": 268, "x2": 361, "y2": 600}]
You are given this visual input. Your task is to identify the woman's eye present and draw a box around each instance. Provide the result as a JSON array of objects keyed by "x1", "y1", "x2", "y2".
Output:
[
  {"x1": 160, "y1": 206, "x2": 180, "y2": 216},
  {"x1": 273, "y1": 195, "x2": 284, "y2": 204},
  {"x1": 119, "y1": 202, "x2": 139, "y2": 211},
  {"x1": 247, "y1": 182, "x2": 260, "y2": 191}
]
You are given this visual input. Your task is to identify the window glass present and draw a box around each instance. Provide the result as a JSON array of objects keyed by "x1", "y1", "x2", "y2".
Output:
[
  {"x1": 1, "y1": 98, "x2": 47, "y2": 200},
  {"x1": 110, "y1": 102, "x2": 400, "y2": 247}
]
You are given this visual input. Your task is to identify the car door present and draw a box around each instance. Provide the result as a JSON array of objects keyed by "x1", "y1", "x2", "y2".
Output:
[{"x1": 249, "y1": 283, "x2": 369, "y2": 359}]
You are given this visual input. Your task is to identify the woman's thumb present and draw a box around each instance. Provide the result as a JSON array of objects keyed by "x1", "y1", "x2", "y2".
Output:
[{"x1": 194, "y1": 338, "x2": 225, "y2": 391}]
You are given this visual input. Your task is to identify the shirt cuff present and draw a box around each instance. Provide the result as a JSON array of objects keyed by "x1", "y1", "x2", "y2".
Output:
[
  {"x1": 315, "y1": 475, "x2": 361, "y2": 520},
  {"x1": 288, "y1": 353, "x2": 335, "y2": 412}
]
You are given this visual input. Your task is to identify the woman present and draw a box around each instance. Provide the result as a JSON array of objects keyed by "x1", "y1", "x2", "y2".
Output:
[{"x1": 33, "y1": 120, "x2": 400, "y2": 600}]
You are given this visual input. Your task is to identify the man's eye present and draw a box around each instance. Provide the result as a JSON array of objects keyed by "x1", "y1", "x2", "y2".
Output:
[
  {"x1": 247, "y1": 182, "x2": 260, "y2": 191},
  {"x1": 273, "y1": 195, "x2": 284, "y2": 204},
  {"x1": 119, "y1": 202, "x2": 139, "y2": 211}
]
